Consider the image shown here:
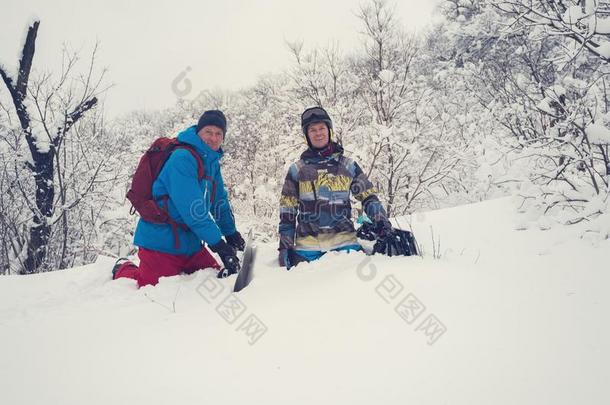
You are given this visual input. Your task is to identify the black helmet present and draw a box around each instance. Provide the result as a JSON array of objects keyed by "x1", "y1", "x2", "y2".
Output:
[{"x1": 301, "y1": 106, "x2": 332, "y2": 134}]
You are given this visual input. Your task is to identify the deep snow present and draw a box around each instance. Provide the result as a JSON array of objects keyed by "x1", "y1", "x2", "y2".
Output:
[{"x1": 1, "y1": 197, "x2": 608, "y2": 405}]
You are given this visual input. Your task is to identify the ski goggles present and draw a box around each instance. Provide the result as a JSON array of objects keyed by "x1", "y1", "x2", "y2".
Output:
[{"x1": 301, "y1": 107, "x2": 330, "y2": 122}]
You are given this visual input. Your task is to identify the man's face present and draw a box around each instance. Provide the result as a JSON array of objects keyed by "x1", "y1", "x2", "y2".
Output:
[
  {"x1": 306, "y1": 122, "x2": 330, "y2": 149},
  {"x1": 198, "y1": 125, "x2": 224, "y2": 151}
]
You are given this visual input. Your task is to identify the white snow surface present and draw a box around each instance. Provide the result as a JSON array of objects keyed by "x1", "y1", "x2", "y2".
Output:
[
  {"x1": 595, "y1": 17, "x2": 610, "y2": 34},
  {"x1": 562, "y1": 5, "x2": 586, "y2": 23},
  {"x1": 378, "y1": 69, "x2": 395, "y2": 83},
  {"x1": 586, "y1": 123, "x2": 610, "y2": 144},
  {"x1": 1, "y1": 198, "x2": 608, "y2": 405}
]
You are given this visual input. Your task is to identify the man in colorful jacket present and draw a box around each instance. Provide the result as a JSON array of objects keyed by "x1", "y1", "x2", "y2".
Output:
[
  {"x1": 278, "y1": 106, "x2": 392, "y2": 269},
  {"x1": 114, "y1": 110, "x2": 245, "y2": 286}
]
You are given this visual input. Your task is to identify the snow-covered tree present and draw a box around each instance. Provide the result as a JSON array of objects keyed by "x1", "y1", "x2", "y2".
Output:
[
  {"x1": 465, "y1": 0, "x2": 610, "y2": 223},
  {"x1": 0, "y1": 22, "x2": 96, "y2": 272},
  {"x1": 0, "y1": 21, "x2": 121, "y2": 273}
]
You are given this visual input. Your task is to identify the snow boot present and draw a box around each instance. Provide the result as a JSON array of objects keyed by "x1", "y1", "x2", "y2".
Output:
[{"x1": 112, "y1": 257, "x2": 135, "y2": 280}]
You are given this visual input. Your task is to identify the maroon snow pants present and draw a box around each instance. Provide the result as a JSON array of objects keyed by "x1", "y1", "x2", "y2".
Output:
[{"x1": 114, "y1": 247, "x2": 220, "y2": 288}]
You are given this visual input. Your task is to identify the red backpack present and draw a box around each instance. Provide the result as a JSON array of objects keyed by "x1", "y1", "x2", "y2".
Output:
[{"x1": 126, "y1": 137, "x2": 213, "y2": 248}]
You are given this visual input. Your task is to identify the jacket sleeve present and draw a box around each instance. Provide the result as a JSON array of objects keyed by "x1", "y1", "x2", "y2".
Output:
[
  {"x1": 350, "y1": 161, "x2": 391, "y2": 226},
  {"x1": 164, "y1": 149, "x2": 223, "y2": 246},
  {"x1": 278, "y1": 164, "x2": 299, "y2": 250},
  {"x1": 210, "y1": 166, "x2": 237, "y2": 236}
]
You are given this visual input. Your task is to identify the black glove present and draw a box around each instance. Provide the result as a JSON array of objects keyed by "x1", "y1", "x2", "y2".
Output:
[
  {"x1": 373, "y1": 229, "x2": 411, "y2": 256},
  {"x1": 374, "y1": 220, "x2": 393, "y2": 238},
  {"x1": 225, "y1": 231, "x2": 246, "y2": 251},
  {"x1": 373, "y1": 234, "x2": 390, "y2": 255},
  {"x1": 356, "y1": 221, "x2": 376, "y2": 241},
  {"x1": 357, "y1": 220, "x2": 392, "y2": 241},
  {"x1": 209, "y1": 240, "x2": 240, "y2": 278},
  {"x1": 372, "y1": 220, "x2": 396, "y2": 255}
]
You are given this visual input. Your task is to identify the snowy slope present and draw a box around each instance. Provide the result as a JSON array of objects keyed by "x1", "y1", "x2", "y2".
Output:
[{"x1": 1, "y1": 198, "x2": 608, "y2": 405}]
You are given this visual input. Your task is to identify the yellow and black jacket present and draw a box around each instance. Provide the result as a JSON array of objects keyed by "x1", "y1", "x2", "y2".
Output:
[{"x1": 279, "y1": 142, "x2": 389, "y2": 252}]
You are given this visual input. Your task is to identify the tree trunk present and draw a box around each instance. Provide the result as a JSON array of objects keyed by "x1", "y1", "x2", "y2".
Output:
[{"x1": 23, "y1": 148, "x2": 55, "y2": 273}]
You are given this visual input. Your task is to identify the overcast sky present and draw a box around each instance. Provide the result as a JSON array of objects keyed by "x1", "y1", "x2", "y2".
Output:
[{"x1": 2, "y1": 0, "x2": 439, "y2": 118}]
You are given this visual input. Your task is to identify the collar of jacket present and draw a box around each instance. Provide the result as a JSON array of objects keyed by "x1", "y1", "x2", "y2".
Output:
[
  {"x1": 300, "y1": 141, "x2": 344, "y2": 164},
  {"x1": 176, "y1": 125, "x2": 224, "y2": 162}
]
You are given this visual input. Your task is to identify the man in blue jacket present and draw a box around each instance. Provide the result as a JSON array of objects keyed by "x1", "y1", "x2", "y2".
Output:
[{"x1": 114, "y1": 110, "x2": 245, "y2": 287}]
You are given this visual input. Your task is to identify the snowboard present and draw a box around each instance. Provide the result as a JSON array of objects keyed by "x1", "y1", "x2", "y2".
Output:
[{"x1": 233, "y1": 229, "x2": 256, "y2": 292}]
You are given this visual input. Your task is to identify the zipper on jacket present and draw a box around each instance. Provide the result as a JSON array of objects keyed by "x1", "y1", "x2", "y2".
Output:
[{"x1": 310, "y1": 181, "x2": 317, "y2": 201}]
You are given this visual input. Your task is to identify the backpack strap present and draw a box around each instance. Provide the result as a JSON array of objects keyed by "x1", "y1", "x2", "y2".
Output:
[{"x1": 157, "y1": 195, "x2": 189, "y2": 250}]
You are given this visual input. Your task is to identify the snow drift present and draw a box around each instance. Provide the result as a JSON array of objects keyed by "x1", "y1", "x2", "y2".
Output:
[{"x1": 0, "y1": 197, "x2": 608, "y2": 405}]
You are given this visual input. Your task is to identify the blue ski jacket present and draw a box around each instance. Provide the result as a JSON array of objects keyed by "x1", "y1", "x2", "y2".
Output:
[{"x1": 133, "y1": 126, "x2": 236, "y2": 255}]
